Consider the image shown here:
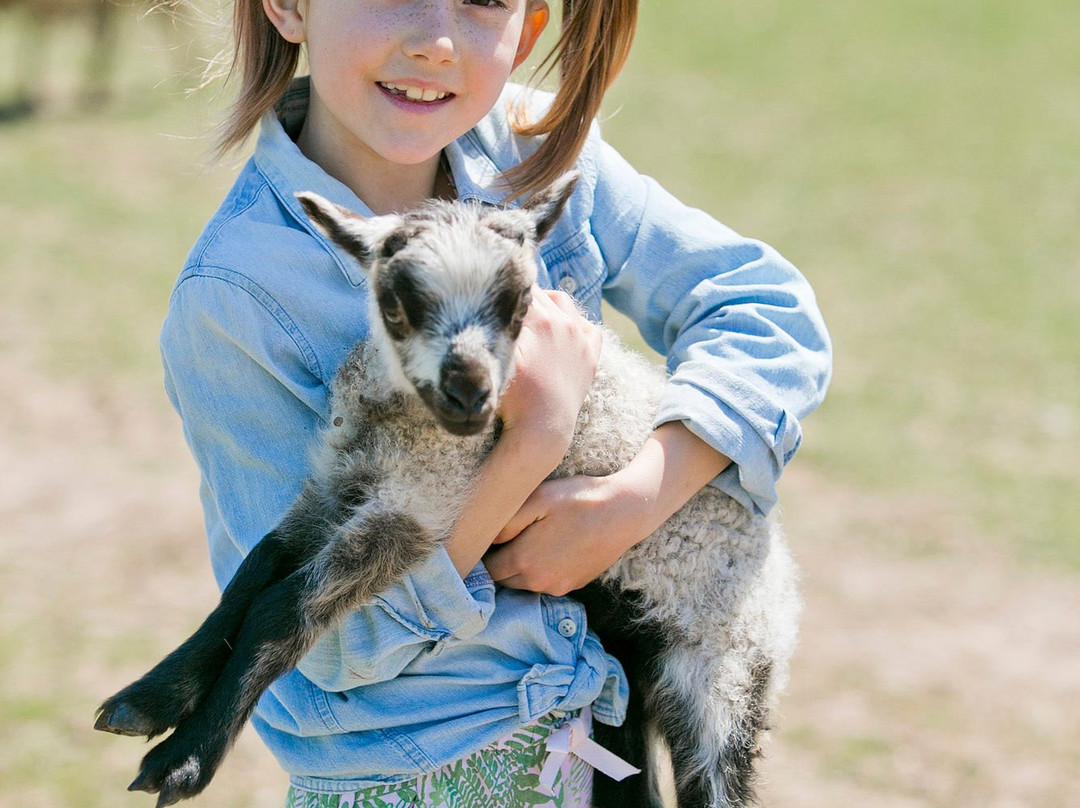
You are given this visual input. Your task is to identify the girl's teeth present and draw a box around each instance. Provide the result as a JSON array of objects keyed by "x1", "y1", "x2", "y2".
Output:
[{"x1": 382, "y1": 83, "x2": 447, "y2": 102}]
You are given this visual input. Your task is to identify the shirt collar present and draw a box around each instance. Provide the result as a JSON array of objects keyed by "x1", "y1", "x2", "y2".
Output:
[{"x1": 253, "y1": 77, "x2": 514, "y2": 287}]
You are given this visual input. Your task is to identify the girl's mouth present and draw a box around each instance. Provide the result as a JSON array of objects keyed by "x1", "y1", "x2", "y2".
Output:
[{"x1": 378, "y1": 82, "x2": 453, "y2": 103}]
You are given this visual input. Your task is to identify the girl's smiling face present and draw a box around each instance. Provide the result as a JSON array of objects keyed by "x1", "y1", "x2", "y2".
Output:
[{"x1": 265, "y1": 0, "x2": 546, "y2": 186}]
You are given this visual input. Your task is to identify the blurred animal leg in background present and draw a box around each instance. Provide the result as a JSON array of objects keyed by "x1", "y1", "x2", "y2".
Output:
[
  {"x1": 82, "y1": 0, "x2": 119, "y2": 109},
  {"x1": 1, "y1": 0, "x2": 47, "y2": 119},
  {"x1": 0, "y1": 0, "x2": 137, "y2": 120}
]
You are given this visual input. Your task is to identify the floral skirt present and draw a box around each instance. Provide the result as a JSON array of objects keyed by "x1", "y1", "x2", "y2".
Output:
[{"x1": 285, "y1": 710, "x2": 594, "y2": 808}]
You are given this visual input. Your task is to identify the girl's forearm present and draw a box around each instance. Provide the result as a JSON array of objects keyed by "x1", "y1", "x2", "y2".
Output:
[
  {"x1": 611, "y1": 421, "x2": 733, "y2": 553},
  {"x1": 444, "y1": 422, "x2": 567, "y2": 577},
  {"x1": 482, "y1": 421, "x2": 733, "y2": 594}
]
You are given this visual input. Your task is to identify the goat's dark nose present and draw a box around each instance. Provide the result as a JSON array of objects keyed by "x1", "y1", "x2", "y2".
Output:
[{"x1": 442, "y1": 369, "x2": 490, "y2": 418}]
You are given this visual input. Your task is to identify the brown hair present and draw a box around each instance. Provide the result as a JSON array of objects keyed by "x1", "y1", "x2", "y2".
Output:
[
  {"x1": 215, "y1": 0, "x2": 638, "y2": 197},
  {"x1": 505, "y1": 0, "x2": 638, "y2": 198},
  {"x1": 215, "y1": 0, "x2": 301, "y2": 158}
]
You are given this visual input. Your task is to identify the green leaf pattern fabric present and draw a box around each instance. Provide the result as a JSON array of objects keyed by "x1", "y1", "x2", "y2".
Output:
[{"x1": 285, "y1": 711, "x2": 593, "y2": 808}]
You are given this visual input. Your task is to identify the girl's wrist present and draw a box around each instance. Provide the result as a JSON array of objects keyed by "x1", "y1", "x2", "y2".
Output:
[
  {"x1": 444, "y1": 420, "x2": 565, "y2": 577},
  {"x1": 602, "y1": 460, "x2": 672, "y2": 553},
  {"x1": 499, "y1": 414, "x2": 575, "y2": 471}
]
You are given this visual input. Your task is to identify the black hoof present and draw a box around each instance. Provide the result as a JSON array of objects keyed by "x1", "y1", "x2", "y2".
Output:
[
  {"x1": 128, "y1": 767, "x2": 162, "y2": 794},
  {"x1": 129, "y1": 756, "x2": 203, "y2": 807},
  {"x1": 96, "y1": 673, "x2": 200, "y2": 739},
  {"x1": 95, "y1": 699, "x2": 165, "y2": 738},
  {"x1": 127, "y1": 727, "x2": 223, "y2": 805}
]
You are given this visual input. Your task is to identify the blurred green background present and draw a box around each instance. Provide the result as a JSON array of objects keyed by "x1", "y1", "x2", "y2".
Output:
[{"x1": 1, "y1": 0, "x2": 1077, "y2": 806}]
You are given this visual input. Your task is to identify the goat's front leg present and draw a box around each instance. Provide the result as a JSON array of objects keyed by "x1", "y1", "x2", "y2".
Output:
[
  {"x1": 128, "y1": 505, "x2": 436, "y2": 807},
  {"x1": 95, "y1": 486, "x2": 337, "y2": 739}
]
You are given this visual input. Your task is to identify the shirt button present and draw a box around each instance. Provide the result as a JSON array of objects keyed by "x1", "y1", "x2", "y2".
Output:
[
  {"x1": 557, "y1": 618, "x2": 578, "y2": 638},
  {"x1": 558, "y1": 276, "x2": 578, "y2": 294}
]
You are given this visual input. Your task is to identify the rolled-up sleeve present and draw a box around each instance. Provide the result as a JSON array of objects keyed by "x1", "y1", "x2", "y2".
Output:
[
  {"x1": 160, "y1": 269, "x2": 495, "y2": 694},
  {"x1": 591, "y1": 140, "x2": 832, "y2": 515}
]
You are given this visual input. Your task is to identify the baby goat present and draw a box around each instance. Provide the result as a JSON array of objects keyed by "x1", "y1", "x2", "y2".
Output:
[{"x1": 95, "y1": 174, "x2": 800, "y2": 808}]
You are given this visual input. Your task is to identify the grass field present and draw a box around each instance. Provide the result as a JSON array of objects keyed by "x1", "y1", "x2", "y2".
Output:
[
  {"x1": 1, "y1": 1, "x2": 1077, "y2": 806},
  {"x1": 603, "y1": 0, "x2": 1080, "y2": 569}
]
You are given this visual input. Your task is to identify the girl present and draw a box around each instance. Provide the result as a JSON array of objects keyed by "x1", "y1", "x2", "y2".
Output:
[{"x1": 159, "y1": 0, "x2": 832, "y2": 804}]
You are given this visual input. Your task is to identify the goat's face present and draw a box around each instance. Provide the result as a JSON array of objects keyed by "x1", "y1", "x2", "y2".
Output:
[{"x1": 298, "y1": 173, "x2": 578, "y2": 436}]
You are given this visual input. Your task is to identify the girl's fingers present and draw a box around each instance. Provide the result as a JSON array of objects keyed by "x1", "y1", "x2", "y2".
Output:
[
  {"x1": 491, "y1": 572, "x2": 525, "y2": 590},
  {"x1": 497, "y1": 284, "x2": 601, "y2": 446},
  {"x1": 491, "y1": 490, "x2": 546, "y2": 545},
  {"x1": 543, "y1": 288, "x2": 581, "y2": 315},
  {"x1": 535, "y1": 288, "x2": 603, "y2": 356},
  {"x1": 482, "y1": 539, "x2": 517, "y2": 582},
  {"x1": 527, "y1": 287, "x2": 582, "y2": 322}
]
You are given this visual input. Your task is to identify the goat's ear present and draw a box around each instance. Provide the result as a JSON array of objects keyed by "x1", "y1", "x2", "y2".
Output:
[
  {"x1": 521, "y1": 171, "x2": 580, "y2": 243},
  {"x1": 296, "y1": 192, "x2": 395, "y2": 272},
  {"x1": 483, "y1": 211, "x2": 530, "y2": 246}
]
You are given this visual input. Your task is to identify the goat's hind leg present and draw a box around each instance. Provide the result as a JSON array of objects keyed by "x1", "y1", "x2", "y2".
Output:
[
  {"x1": 655, "y1": 647, "x2": 774, "y2": 808},
  {"x1": 591, "y1": 677, "x2": 656, "y2": 808},
  {"x1": 576, "y1": 583, "x2": 663, "y2": 808},
  {"x1": 129, "y1": 505, "x2": 434, "y2": 806},
  {"x1": 95, "y1": 488, "x2": 334, "y2": 738}
]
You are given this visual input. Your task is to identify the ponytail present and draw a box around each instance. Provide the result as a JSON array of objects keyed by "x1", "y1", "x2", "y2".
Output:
[
  {"x1": 503, "y1": 0, "x2": 638, "y2": 198},
  {"x1": 215, "y1": 0, "x2": 301, "y2": 157}
]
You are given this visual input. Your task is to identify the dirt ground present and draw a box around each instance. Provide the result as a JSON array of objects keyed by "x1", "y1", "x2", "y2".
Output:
[{"x1": 1, "y1": 354, "x2": 1077, "y2": 808}]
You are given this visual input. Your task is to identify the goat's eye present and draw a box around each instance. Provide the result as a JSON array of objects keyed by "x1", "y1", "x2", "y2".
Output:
[
  {"x1": 378, "y1": 290, "x2": 411, "y2": 338},
  {"x1": 509, "y1": 288, "x2": 531, "y2": 331}
]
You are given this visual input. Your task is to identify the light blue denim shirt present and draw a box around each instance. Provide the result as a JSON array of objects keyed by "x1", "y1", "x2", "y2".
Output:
[{"x1": 159, "y1": 78, "x2": 831, "y2": 791}]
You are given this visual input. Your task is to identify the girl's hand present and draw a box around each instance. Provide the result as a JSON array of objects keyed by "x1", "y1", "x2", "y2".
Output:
[
  {"x1": 497, "y1": 288, "x2": 603, "y2": 464},
  {"x1": 483, "y1": 472, "x2": 648, "y2": 595},
  {"x1": 484, "y1": 422, "x2": 733, "y2": 595}
]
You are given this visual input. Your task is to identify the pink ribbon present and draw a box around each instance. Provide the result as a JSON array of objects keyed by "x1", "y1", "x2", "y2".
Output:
[{"x1": 537, "y1": 714, "x2": 641, "y2": 796}]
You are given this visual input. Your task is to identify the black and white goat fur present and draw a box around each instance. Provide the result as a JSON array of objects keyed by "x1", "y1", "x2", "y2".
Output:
[{"x1": 95, "y1": 174, "x2": 800, "y2": 808}]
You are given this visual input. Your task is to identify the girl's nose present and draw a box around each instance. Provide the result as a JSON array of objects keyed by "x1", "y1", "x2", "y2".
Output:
[{"x1": 402, "y1": 1, "x2": 459, "y2": 64}]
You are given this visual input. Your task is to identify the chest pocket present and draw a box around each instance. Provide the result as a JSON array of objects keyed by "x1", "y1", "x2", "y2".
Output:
[{"x1": 537, "y1": 226, "x2": 606, "y2": 322}]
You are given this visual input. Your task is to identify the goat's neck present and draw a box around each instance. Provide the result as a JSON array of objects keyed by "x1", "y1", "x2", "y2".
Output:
[{"x1": 365, "y1": 340, "x2": 413, "y2": 401}]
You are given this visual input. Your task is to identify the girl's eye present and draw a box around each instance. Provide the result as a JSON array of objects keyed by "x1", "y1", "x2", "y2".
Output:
[{"x1": 464, "y1": 0, "x2": 508, "y2": 8}]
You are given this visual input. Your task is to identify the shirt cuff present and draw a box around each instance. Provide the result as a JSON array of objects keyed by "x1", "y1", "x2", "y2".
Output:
[
  {"x1": 373, "y1": 547, "x2": 496, "y2": 642},
  {"x1": 654, "y1": 369, "x2": 802, "y2": 517}
]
